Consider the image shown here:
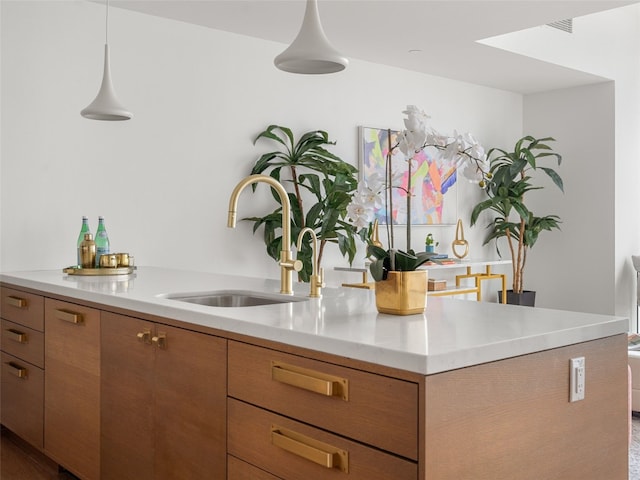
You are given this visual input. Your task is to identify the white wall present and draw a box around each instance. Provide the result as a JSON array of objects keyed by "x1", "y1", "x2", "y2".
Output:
[
  {"x1": 0, "y1": 1, "x2": 521, "y2": 290},
  {"x1": 524, "y1": 82, "x2": 616, "y2": 315},
  {"x1": 487, "y1": 4, "x2": 640, "y2": 326}
]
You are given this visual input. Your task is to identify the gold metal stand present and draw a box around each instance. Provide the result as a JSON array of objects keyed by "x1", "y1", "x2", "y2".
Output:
[
  {"x1": 429, "y1": 265, "x2": 506, "y2": 303},
  {"x1": 337, "y1": 267, "x2": 374, "y2": 290},
  {"x1": 338, "y1": 261, "x2": 509, "y2": 303}
]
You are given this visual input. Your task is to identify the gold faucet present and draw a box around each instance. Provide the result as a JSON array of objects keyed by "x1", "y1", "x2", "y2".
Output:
[
  {"x1": 227, "y1": 174, "x2": 302, "y2": 295},
  {"x1": 296, "y1": 227, "x2": 324, "y2": 298}
]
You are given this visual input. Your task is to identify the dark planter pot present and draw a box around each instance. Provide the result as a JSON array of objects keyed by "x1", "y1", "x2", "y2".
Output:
[{"x1": 500, "y1": 290, "x2": 536, "y2": 307}]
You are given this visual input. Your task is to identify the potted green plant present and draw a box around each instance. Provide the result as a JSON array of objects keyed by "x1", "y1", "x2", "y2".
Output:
[
  {"x1": 346, "y1": 106, "x2": 486, "y2": 315},
  {"x1": 246, "y1": 125, "x2": 366, "y2": 282},
  {"x1": 470, "y1": 135, "x2": 563, "y2": 306},
  {"x1": 367, "y1": 246, "x2": 433, "y2": 282},
  {"x1": 424, "y1": 233, "x2": 439, "y2": 253}
]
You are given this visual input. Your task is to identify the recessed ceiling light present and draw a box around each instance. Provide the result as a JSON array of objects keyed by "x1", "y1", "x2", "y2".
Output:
[{"x1": 408, "y1": 49, "x2": 423, "y2": 54}]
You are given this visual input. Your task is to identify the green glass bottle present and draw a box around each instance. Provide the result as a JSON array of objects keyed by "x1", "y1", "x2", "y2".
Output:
[
  {"x1": 95, "y1": 216, "x2": 110, "y2": 267},
  {"x1": 76, "y1": 216, "x2": 91, "y2": 267}
]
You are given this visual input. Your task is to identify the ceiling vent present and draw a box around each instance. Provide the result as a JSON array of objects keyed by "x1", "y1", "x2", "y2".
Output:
[{"x1": 547, "y1": 19, "x2": 573, "y2": 33}]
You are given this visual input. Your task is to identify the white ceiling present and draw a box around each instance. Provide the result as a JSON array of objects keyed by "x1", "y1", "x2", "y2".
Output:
[{"x1": 112, "y1": 0, "x2": 639, "y2": 93}]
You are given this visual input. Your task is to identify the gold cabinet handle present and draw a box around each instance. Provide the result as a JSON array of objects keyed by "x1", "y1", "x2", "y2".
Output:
[
  {"x1": 271, "y1": 425, "x2": 348, "y2": 473},
  {"x1": 6, "y1": 328, "x2": 28, "y2": 344},
  {"x1": 152, "y1": 332, "x2": 167, "y2": 349},
  {"x1": 5, "y1": 295, "x2": 27, "y2": 308},
  {"x1": 5, "y1": 361, "x2": 28, "y2": 379},
  {"x1": 54, "y1": 309, "x2": 84, "y2": 325},
  {"x1": 137, "y1": 329, "x2": 152, "y2": 345},
  {"x1": 271, "y1": 362, "x2": 349, "y2": 400}
]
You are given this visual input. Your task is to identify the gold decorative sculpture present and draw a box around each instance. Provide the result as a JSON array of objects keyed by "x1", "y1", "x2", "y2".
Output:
[
  {"x1": 371, "y1": 219, "x2": 383, "y2": 248},
  {"x1": 452, "y1": 219, "x2": 469, "y2": 259}
]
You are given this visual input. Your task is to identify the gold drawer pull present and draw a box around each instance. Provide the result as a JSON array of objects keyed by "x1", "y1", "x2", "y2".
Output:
[
  {"x1": 271, "y1": 425, "x2": 348, "y2": 473},
  {"x1": 271, "y1": 362, "x2": 349, "y2": 400},
  {"x1": 54, "y1": 309, "x2": 83, "y2": 325},
  {"x1": 152, "y1": 332, "x2": 167, "y2": 349},
  {"x1": 137, "y1": 329, "x2": 152, "y2": 344},
  {"x1": 6, "y1": 296, "x2": 27, "y2": 308},
  {"x1": 5, "y1": 361, "x2": 27, "y2": 379},
  {"x1": 6, "y1": 328, "x2": 28, "y2": 343}
]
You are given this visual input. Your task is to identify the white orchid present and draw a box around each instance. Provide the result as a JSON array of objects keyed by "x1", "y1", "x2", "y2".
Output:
[
  {"x1": 402, "y1": 105, "x2": 430, "y2": 132},
  {"x1": 397, "y1": 130, "x2": 423, "y2": 157},
  {"x1": 466, "y1": 133, "x2": 486, "y2": 161},
  {"x1": 355, "y1": 185, "x2": 384, "y2": 210},
  {"x1": 397, "y1": 108, "x2": 487, "y2": 172},
  {"x1": 437, "y1": 131, "x2": 461, "y2": 161},
  {"x1": 365, "y1": 171, "x2": 385, "y2": 193},
  {"x1": 398, "y1": 105, "x2": 430, "y2": 156},
  {"x1": 346, "y1": 105, "x2": 487, "y2": 250},
  {"x1": 346, "y1": 174, "x2": 386, "y2": 228},
  {"x1": 346, "y1": 198, "x2": 375, "y2": 229},
  {"x1": 459, "y1": 161, "x2": 485, "y2": 183},
  {"x1": 426, "y1": 130, "x2": 448, "y2": 148}
]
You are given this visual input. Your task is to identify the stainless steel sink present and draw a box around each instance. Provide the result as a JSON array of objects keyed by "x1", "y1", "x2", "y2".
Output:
[{"x1": 163, "y1": 290, "x2": 306, "y2": 307}]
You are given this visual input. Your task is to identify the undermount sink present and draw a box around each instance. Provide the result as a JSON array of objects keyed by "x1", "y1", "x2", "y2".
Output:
[{"x1": 162, "y1": 290, "x2": 306, "y2": 308}]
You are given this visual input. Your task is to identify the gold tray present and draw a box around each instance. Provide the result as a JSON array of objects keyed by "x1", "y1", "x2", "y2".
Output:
[{"x1": 63, "y1": 266, "x2": 135, "y2": 276}]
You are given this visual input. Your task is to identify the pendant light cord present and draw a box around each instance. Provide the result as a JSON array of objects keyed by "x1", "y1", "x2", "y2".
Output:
[{"x1": 105, "y1": 0, "x2": 109, "y2": 44}]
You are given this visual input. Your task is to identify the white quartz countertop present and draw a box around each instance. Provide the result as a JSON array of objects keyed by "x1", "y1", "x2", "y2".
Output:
[{"x1": 0, "y1": 267, "x2": 627, "y2": 375}]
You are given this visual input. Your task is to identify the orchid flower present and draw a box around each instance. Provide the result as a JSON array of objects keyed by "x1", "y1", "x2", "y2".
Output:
[
  {"x1": 346, "y1": 105, "x2": 488, "y2": 252},
  {"x1": 346, "y1": 198, "x2": 375, "y2": 229}
]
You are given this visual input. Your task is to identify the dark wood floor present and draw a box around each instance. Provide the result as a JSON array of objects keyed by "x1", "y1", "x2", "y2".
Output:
[{"x1": 1, "y1": 428, "x2": 78, "y2": 480}]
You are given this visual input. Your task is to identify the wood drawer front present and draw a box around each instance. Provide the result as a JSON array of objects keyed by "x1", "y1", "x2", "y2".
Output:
[
  {"x1": 228, "y1": 455, "x2": 282, "y2": 480},
  {"x1": 0, "y1": 287, "x2": 44, "y2": 331},
  {"x1": 228, "y1": 341, "x2": 418, "y2": 460},
  {"x1": 228, "y1": 399, "x2": 417, "y2": 480},
  {"x1": 1, "y1": 319, "x2": 44, "y2": 368},
  {"x1": 1, "y1": 352, "x2": 44, "y2": 449}
]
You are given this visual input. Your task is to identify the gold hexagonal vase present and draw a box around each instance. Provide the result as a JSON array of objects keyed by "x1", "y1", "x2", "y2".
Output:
[{"x1": 375, "y1": 270, "x2": 428, "y2": 315}]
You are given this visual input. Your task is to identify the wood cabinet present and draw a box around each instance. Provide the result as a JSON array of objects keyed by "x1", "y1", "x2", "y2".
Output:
[
  {"x1": 101, "y1": 311, "x2": 227, "y2": 480},
  {"x1": 228, "y1": 335, "x2": 629, "y2": 480},
  {"x1": 0, "y1": 281, "x2": 630, "y2": 480},
  {"x1": 422, "y1": 334, "x2": 629, "y2": 480},
  {"x1": 228, "y1": 455, "x2": 282, "y2": 480},
  {"x1": 227, "y1": 340, "x2": 418, "y2": 479},
  {"x1": 0, "y1": 287, "x2": 45, "y2": 449},
  {"x1": 44, "y1": 298, "x2": 101, "y2": 480}
]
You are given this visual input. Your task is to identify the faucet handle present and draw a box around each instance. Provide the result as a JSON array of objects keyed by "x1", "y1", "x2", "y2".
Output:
[
  {"x1": 281, "y1": 258, "x2": 303, "y2": 272},
  {"x1": 309, "y1": 267, "x2": 324, "y2": 298}
]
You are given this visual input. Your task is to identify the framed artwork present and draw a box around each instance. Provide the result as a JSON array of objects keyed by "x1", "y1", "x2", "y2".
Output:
[{"x1": 359, "y1": 126, "x2": 458, "y2": 225}]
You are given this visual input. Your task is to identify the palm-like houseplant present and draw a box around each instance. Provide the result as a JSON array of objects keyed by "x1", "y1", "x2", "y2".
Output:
[
  {"x1": 470, "y1": 135, "x2": 563, "y2": 304},
  {"x1": 246, "y1": 125, "x2": 366, "y2": 282}
]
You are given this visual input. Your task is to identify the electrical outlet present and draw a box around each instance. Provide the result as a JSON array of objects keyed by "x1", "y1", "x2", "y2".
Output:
[{"x1": 570, "y1": 357, "x2": 585, "y2": 402}]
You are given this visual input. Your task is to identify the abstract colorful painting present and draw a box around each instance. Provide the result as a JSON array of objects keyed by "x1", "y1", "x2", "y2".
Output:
[{"x1": 359, "y1": 126, "x2": 458, "y2": 225}]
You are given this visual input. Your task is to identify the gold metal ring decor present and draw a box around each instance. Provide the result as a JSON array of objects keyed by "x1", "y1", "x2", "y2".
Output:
[{"x1": 452, "y1": 219, "x2": 469, "y2": 259}]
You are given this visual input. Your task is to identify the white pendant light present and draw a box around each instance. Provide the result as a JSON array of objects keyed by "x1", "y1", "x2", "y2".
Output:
[
  {"x1": 274, "y1": 0, "x2": 348, "y2": 75},
  {"x1": 81, "y1": 0, "x2": 132, "y2": 121}
]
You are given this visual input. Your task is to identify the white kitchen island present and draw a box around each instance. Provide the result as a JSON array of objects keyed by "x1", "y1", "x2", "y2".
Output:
[{"x1": 0, "y1": 267, "x2": 630, "y2": 480}]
